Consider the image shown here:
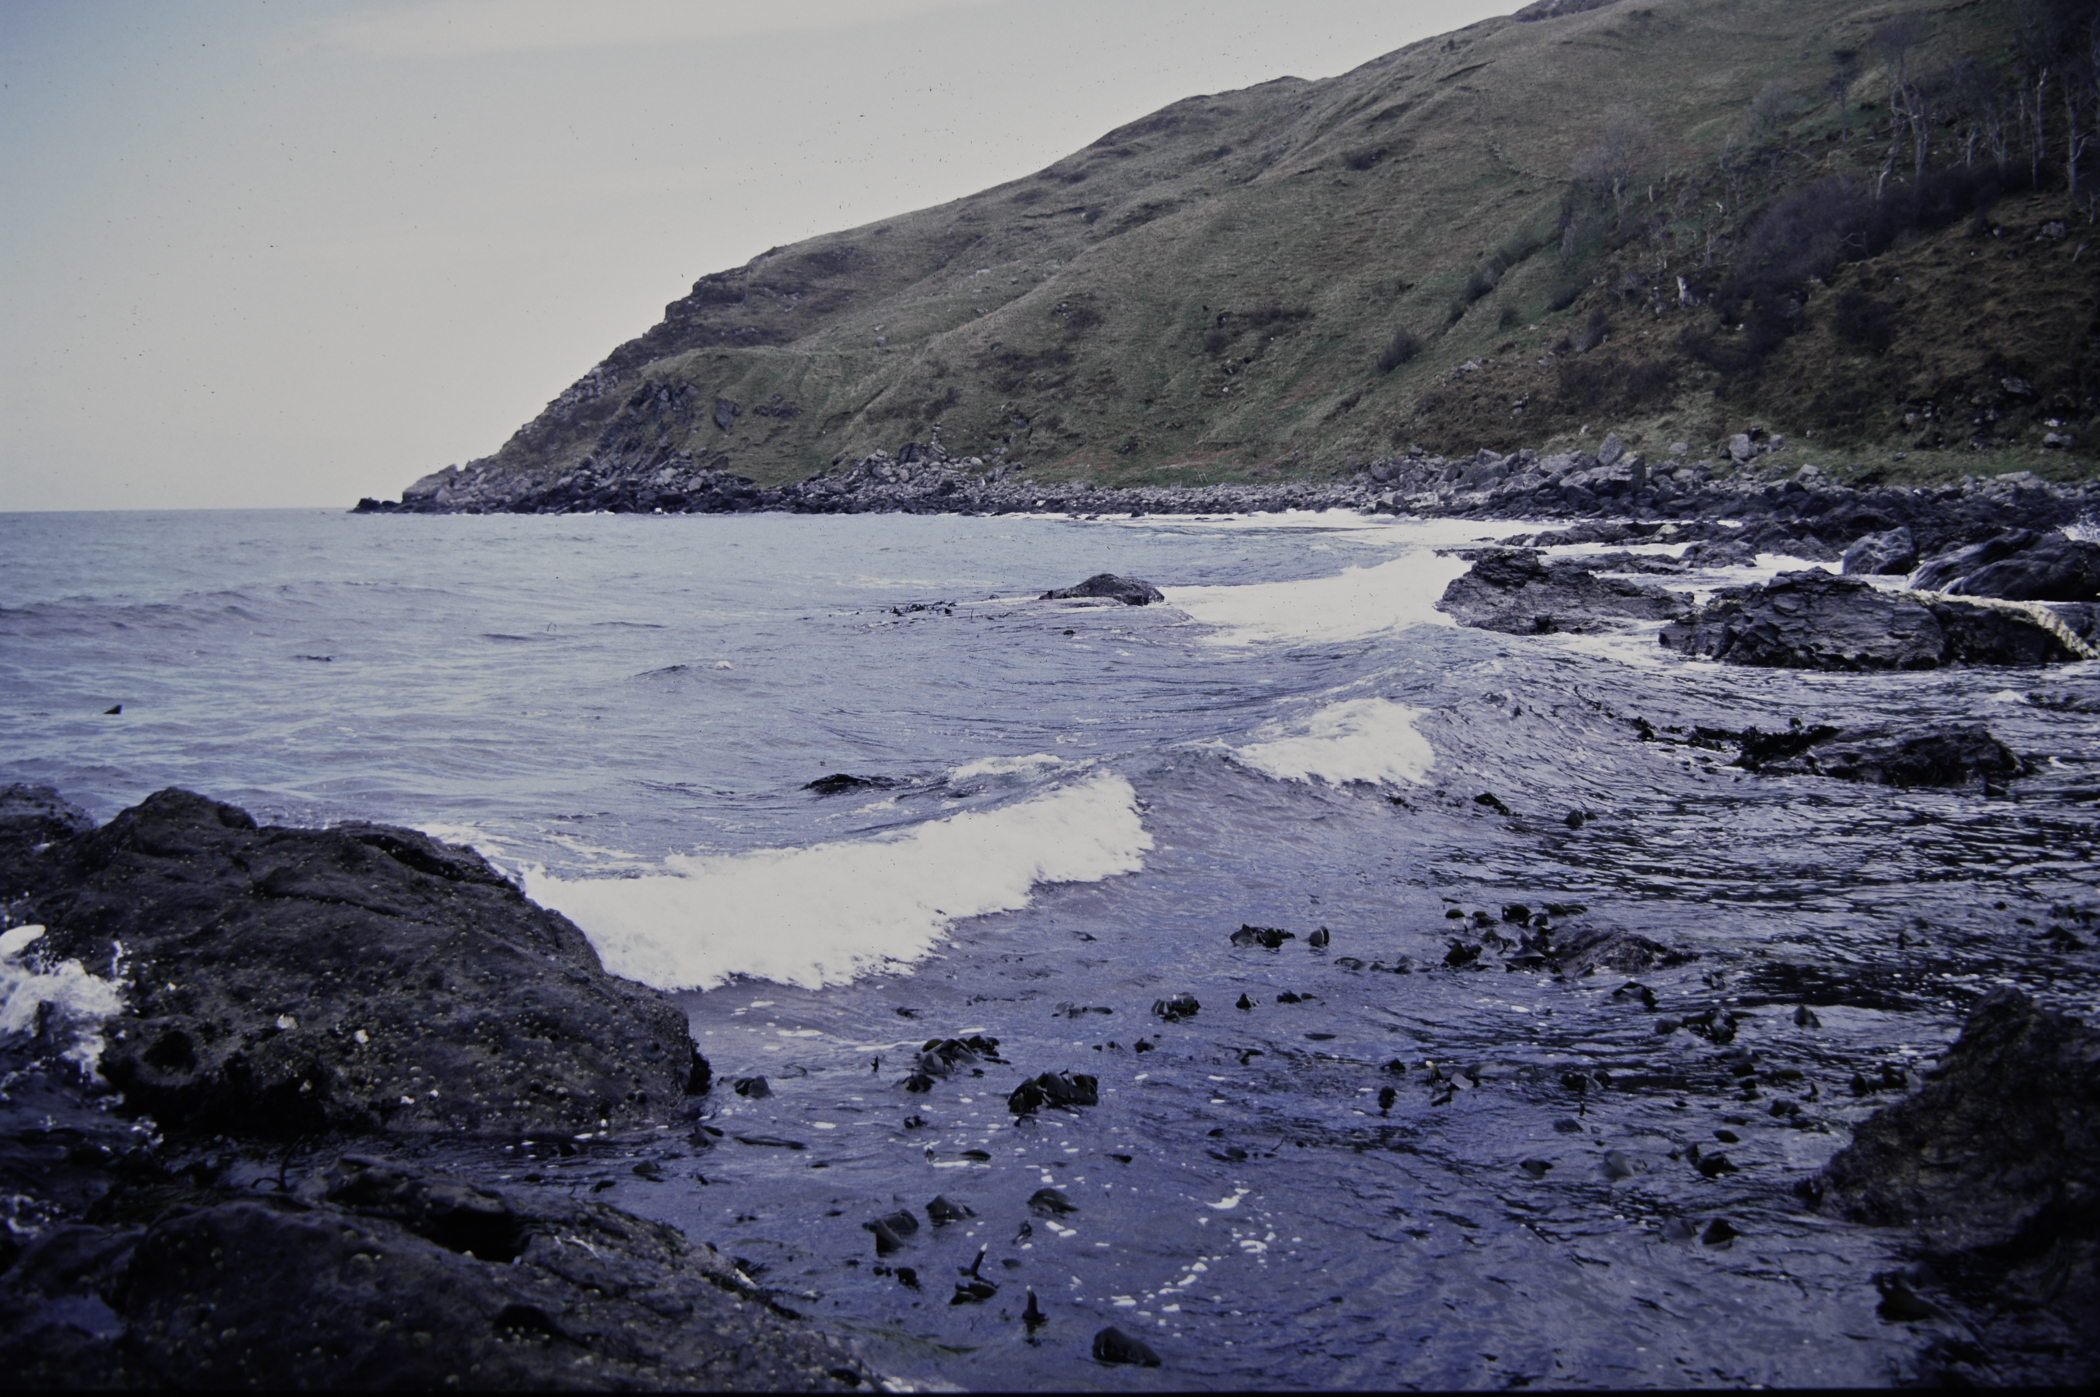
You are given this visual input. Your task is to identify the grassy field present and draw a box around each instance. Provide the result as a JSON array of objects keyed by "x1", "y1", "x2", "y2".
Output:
[{"x1": 446, "y1": 0, "x2": 2097, "y2": 498}]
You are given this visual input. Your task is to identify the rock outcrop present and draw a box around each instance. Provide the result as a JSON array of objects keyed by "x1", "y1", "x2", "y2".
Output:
[
  {"x1": 0, "y1": 786, "x2": 877, "y2": 1391},
  {"x1": 1659, "y1": 570, "x2": 2089, "y2": 669},
  {"x1": 1913, "y1": 529, "x2": 2100, "y2": 602},
  {"x1": 2, "y1": 786, "x2": 708, "y2": 1138},
  {"x1": 1039, "y1": 573, "x2": 1166, "y2": 605},
  {"x1": 0, "y1": 1147, "x2": 871, "y2": 1390},
  {"x1": 1435, "y1": 549, "x2": 1690, "y2": 634},
  {"x1": 1812, "y1": 989, "x2": 2098, "y2": 1330}
]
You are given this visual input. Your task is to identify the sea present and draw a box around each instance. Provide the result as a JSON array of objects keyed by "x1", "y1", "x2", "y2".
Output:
[{"x1": 4, "y1": 506, "x2": 2097, "y2": 1389}]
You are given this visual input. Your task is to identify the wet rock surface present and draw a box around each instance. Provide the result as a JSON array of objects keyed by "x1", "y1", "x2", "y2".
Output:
[
  {"x1": 4, "y1": 787, "x2": 703, "y2": 1139},
  {"x1": 1812, "y1": 989, "x2": 2098, "y2": 1353},
  {"x1": 1912, "y1": 528, "x2": 2100, "y2": 601},
  {"x1": 0, "y1": 787, "x2": 877, "y2": 1390},
  {"x1": 1734, "y1": 723, "x2": 2029, "y2": 788},
  {"x1": 1039, "y1": 573, "x2": 1166, "y2": 606},
  {"x1": 0, "y1": 1089, "x2": 870, "y2": 1392},
  {"x1": 1659, "y1": 570, "x2": 2088, "y2": 669},
  {"x1": 1435, "y1": 549, "x2": 1691, "y2": 635}
]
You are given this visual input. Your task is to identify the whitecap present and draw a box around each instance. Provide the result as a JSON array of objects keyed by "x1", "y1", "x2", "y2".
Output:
[
  {"x1": 1166, "y1": 551, "x2": 1475, "y2": 646},
  {"x1": 525, "y1": 774, "x2": 1152, "y2": 990},
  {"x1": 1231, "y1": 698, "x2": 1436, "y2": 786}
]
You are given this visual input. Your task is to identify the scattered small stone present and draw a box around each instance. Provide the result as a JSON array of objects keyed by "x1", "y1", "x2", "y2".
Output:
[
  {"x1": 1231, "y1": 925, "x2": 1294, "y2": 949},
  {"x1": 733, "y1": 1076, "x2": 773, "y2": 1099},
  {"x1": 1307, "y1": 927, "x2": 1331, "y2": 948},
  {"x1": 1152, "y1": 993, "x2": 1200, "y2": 1021},
  {"x1": 926, "y1": 1195, "x2": 975, "y2": 1224},
  {"x1": 1027, "y1": 1188, "x2": 1078, "y2": 1216}
]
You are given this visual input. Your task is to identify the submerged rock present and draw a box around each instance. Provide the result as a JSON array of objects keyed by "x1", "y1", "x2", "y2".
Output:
[
  {"x1": 1547, "y1": 927, "x2": 1692, "y2": 977},
  {"x1": 1436, "y1": 549, "x2": 1690, "y2": 635},
  {"x1": 1735, "y1": 723, "x2": 2028, "y2": 787},
  {"x1": 1039, "y1": 573, "x2": 1165, "y2": 606},
  {"x1": 1659, "y1": 570, "x2": 2086, "y2": 669},
  {"x1": 1, "y1": 788, "x2": 707, "y2": 1138},
  {"x1": 804, "y1": 773, "x2": 903, "y2": 796}
]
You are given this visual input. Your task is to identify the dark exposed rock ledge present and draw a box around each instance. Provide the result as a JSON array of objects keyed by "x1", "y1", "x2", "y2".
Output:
[
  {"x1": 0, "y1": 786, "x2": 875, "y2": 1390},
  {"x1": 12, "y1": 787, "x2": 706, "y2": 1139},
  {"x1": 356, "y1": 439, "x2": 2100, "y2": 566}
]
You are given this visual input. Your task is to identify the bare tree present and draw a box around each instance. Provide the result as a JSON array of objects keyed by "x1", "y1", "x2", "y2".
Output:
[
  {"x1": 1572, "y1": 107, "x2": 1659, "y2": 218},
  {"x1": 1827, "y1": 49, "x2": 1863, "y2": 142},
  {"x1": 1872, "y1": 14, "x2": 1928, "y2": 191}
]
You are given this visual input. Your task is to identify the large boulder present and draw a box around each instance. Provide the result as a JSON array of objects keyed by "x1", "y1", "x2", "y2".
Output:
[
  {"x1": 1040, "y1": 573, "x2": 1166, "y2": 605},
  {"x1": 1659, "y1": 570, "x2": 2085, "y2": 669},
  {"x1": 1840, "y1": 526, "x2": 1918, "y2": 576},
  {"x1": 1435, "y1": 549, "x2": 1691, "y2": 635},
  {"x1": 6, "y1": 788, "x2": 708, "y2": 1138},
  {"x1": 1908, "y1": 528, "x2": 2041, "y2": 592},
  {"x1": 1925, "y1": 531, "x2": 2100, "y2": 602},
  {"x1": 1812, "y1": 990, "x2": 2098, "y2": 1323}
]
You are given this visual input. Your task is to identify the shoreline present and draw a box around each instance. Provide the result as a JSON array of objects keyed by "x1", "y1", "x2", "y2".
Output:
[{"x1": 354, "y1": 441, "x2": 2100, "y2": 563}]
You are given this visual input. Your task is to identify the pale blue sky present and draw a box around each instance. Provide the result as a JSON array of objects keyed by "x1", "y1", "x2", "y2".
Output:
[{"x1": 2, "y1": 1, "x2": 1509, "y2": 511}]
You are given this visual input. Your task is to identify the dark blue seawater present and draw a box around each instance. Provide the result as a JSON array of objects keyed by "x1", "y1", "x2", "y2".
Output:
[{"x1": 4, "y1": 507, "x2": 2096, "y2": 1388}]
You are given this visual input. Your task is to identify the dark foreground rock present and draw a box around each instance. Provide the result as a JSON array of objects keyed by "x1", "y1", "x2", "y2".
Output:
[
  {"x1": 1, "y1": 787, "x2": 706, "y2": 1139},
  {"x1": 1811, "y1": 989, "x2": 2098, "y2": 1335},
  {"x1": 1040, "y1": 573, "x2": 1166, "y2": 605},
  {"x1": 1659, "y1": 570, "x2": 2090, "y2": 669},
  {"x1": 1734, "y1": 723, "x2": 2029, "y2": 788},
  {"x1": 1436, "y1": 550, "x2": 1690, "y2": 635},
  {"x1": 0, "y1": 785, "x2": 879, "y2": 1389},
  {"x1": 0, "y1": 1142, "x2": 871, "y2": 1390}
]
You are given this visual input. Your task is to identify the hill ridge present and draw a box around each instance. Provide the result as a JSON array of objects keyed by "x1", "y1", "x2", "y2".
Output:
[{"x1": 377, "y1": 0, "x2": 2098, "y2": 510}]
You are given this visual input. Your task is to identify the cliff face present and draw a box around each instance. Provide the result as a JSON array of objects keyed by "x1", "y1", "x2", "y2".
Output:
[{"x1": 388, "y1": 0, "x2": 2099, "y2": 511}]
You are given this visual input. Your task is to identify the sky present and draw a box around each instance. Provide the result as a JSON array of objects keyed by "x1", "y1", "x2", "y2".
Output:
[{"x1": 1, "y1": 0, "x2": 1511, "y2": 512}]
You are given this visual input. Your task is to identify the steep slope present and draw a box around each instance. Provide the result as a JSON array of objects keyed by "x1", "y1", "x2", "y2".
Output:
[{"x1": 387, "y1": 0, "x2": 2098, "y2": 509}]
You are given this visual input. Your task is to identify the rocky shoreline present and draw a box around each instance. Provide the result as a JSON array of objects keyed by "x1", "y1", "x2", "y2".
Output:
[
  {"x1": 0, "y1": 787, "x2": 876, "y2": 1391},
  {"x1": 5, "y1": 771, "x2": 2097, "y2": 1388},
  {"x1": 355, "y1": 435, "x2": 2099, "y2": 567}
]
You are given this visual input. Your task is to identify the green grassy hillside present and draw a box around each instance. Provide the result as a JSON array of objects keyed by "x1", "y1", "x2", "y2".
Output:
[{"x1": 421, "y1": 0, "x2": 2098, "y2": 500}]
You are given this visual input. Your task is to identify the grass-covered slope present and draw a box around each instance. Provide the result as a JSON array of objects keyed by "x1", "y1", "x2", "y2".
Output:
[{"x1": 402, "y1": 0, "x2": 2098, "y2": 504}]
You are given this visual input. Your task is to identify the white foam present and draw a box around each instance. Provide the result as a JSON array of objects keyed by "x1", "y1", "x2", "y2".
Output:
[
  {"x1": 0, "y1": 926, "x2": 128, "y2": 1075},
  {"x1": 949, "y1": 752, "x2": 1066, "y2": 782},
  {"x1": 1231, "y1": 698, "x2": 1436, "y2": 786},
  {"x1": 525, "y1": 774, "x2": 1152, "y2": 990},
  {"x1": 1166, "y1": 550, "x2": 1476, "y2": 646}
]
